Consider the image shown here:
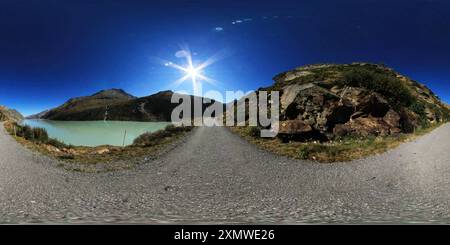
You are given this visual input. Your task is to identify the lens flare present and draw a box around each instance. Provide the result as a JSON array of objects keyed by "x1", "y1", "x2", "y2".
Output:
[
  {"x1": 186, "y1": 66, "x2": 199, "y2": 79},
  {"x1": 160, "y1": 46, "x2": 224, "y2": 94}
]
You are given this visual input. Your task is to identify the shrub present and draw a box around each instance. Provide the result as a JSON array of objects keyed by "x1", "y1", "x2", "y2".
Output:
[
  {"x1": 23, "y1": 125, "x2": 34, "y2": 140},
  {"x1": 6, "y1": 123, "x2": 65, "y2": 146},
  {"x1": 5, "y1": 122, "x2": 22, "y2": 136},
  {"x1": 443, "y1": 108, "x2": 450, "y2": 122},
  {"x1": 338, "y1": 67, "x2": 415, "y2": 107},
  {"x1": 32, "y1": 127, "x2": 48, "y2": 142},
  {"x1": 133, "y1": 125, "x2": 192, "y2": 146},
  {"x1": 298, "y1": 147, "x2": 310, "y2": 159},
  {"x1": 408, "y1": 101, "x2": 431, "y2": 128},
  {"x1": 409, "y1": 101, "x2": 426, "y2": 118},
  {"x1": 429, "y1": 104, "x2": 450, "y2": 123},
  {"x1": 47, "y1": 138, "x2": 68, "y2": 148},
  {"x1": 133, "y1": 130, "x2": 169, "y2": 146},
  {"x1": 164, "y1": 124, "x2": 178, "y2": 132},
  {"x1": 164, "y1": 124, "x2": 192, "y2": 133},
  {"x1": 247, "y1": 126, "x2": 261, "y2": 137},
  {"x1": 19, "y1": 126, "x2": 49, "y2": 142}
]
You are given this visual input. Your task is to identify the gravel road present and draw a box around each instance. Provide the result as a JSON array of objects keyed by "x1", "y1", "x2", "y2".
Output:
[{"x1": 0, "y1": 122, "x2": 449, "y2": 224}]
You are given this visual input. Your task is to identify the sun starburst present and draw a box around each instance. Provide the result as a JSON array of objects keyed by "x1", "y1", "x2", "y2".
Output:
[{"x1": 162, "y1": 46, "x2": 222, "y2": 95}]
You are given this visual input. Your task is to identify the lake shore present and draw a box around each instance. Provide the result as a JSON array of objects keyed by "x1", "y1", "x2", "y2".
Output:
[
  {"x1": 22, "y1": 119, "x2": 171, "y2": 147},
  {"x1": 3, "y1": 121, "x2": 193, "y2": 172}
]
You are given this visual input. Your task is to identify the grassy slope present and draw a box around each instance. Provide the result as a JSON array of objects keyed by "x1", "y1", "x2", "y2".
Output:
[
  {"x1": 231, "y1": 122, "x2": 446, "y2": 163},
  {"x1": 43, "y1": 89, "x2": 136, "y2": 120}
]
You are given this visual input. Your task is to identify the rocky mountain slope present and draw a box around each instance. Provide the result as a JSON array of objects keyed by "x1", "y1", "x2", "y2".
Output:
[
  {"x1": 256, "y1": 63, "x2": 449, "y2": 141},
  {"x1": 28, "y1": 89, "x2": 136, "y2": 120},
  {"x1": 0, "y1": 106, "x2": 23, "y2": 122},
  {"x1": 30, "y1": 89, "x2": 221, "y2": 122}
]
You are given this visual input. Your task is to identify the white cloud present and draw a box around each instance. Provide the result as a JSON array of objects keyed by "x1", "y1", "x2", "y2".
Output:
[{"x1": 175, "y1": 50, "x2": 189, "y2": 58}]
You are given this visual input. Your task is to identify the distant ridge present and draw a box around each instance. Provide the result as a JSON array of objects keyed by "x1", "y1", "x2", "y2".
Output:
[
  {"x1": 90, "y1": 88, "x2": 137, "y2": 99},
  {"x1": 29, "y1": 89, "x2": 221, "y2": 122},
  {"x1": 27, "y1": 109, "x2": 51, "y2": 120}
]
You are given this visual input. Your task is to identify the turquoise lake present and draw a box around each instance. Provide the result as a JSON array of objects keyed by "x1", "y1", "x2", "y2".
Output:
[{"x1": 22, "y1": 120, "x2": 171, "y2": 147}]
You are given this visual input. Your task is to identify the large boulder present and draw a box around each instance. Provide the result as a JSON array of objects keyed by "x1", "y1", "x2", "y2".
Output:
[
  {"x1": 278, "y1": 119, "x2": 328, "y2": 142},
  {"x1": 333, "y1": 117, "x2": 393, "y2": 137},
  {"x1": 383, "y1": 110, "x2": 401, "y2": 129},
  {"x1": 278, "y1": 82, "x2": 402, "y2": 140},
  {"x1": 279, "y1": 120, "x2": 313, "y2": 134},
  {"x1": 357, "y1": 93, "x2": 390, "y2": 117},
  {"x1": 280, "y1": 83, "x2": 315, "y2": 112},
  {"x1": 281, "y1": 84, "x2": 342, "y2": 129}
]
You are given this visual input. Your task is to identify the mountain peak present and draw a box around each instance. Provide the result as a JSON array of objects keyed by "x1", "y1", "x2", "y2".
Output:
[
  {"x1": 92, "y1": 88, "x2": 136, "y2": 99},
  {"x1": 153, "y1": 90, "x2": 174, "y2": 96}
]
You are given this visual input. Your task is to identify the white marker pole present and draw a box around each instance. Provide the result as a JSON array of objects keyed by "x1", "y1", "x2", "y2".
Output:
[{"x1": 122, "y1": 130, "x2": 127, "y2": 147}]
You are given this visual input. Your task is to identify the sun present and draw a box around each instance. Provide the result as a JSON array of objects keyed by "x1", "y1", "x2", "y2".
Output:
[
  {"x1": 162, "y1": 46, "x2": 221, "y2": 94},
  {"x1": 185, "y1": 66, "x2": 199, "y2": 79}
]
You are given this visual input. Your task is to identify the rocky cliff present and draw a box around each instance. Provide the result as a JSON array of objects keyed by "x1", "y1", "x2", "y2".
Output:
[
  {"x1": 0, "y1": 106, "x2": 24, "y2": 122},
  {"x1": 261, "y1": 63, "x2": 449, "y2": 141}
]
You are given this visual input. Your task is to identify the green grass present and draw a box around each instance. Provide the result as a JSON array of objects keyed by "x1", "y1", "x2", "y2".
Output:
[{"x1": 337, "y1": 66, "x2": 415, "y2": 107}]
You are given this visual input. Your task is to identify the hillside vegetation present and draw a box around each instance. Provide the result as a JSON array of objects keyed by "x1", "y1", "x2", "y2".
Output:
[{"x1": 233, "y1": 63, "x2": 449, "y2": 162}]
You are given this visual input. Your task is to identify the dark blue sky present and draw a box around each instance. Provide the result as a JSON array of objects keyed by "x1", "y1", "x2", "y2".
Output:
[{"x1": 1, "y1": 0, "x2": 449, "y2": 116}]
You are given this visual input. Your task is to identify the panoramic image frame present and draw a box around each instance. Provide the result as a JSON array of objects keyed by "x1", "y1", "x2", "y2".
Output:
[{"x1": 0, "y1": 0, "x2": 449, "y2": 241}]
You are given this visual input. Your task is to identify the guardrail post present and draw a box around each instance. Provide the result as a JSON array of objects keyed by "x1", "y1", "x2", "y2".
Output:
[{"x1": 122, "y1": 129, "x2": 127, "y2": 146}]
